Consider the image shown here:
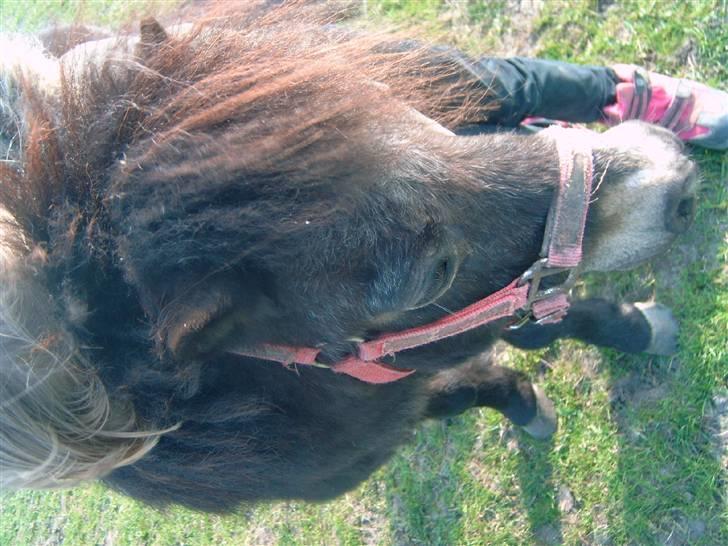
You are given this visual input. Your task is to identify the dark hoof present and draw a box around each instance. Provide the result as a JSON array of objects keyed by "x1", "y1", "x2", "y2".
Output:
[
  {"x1": 635, "y1": 302, "x2": 679, "y2": 356},
  {"x1": 522, "y1": 384, "x2": 557, "y2": 439}
]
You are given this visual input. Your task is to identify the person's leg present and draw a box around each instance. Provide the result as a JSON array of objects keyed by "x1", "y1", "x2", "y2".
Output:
[
  {"x1": 437, "y1": 48, "x2": 727, "y2": 150},
  {"x1": 446, "y1": 54, "x2": 618, "y2": 125}
]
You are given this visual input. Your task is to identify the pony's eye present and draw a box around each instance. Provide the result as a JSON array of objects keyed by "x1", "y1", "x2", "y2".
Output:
[
  {"x1": 409, "y1": 251, "x2": 459, "y2": 310},
  {"x1": 433, "y1": 257, "x2": 450, "y2": 284}
]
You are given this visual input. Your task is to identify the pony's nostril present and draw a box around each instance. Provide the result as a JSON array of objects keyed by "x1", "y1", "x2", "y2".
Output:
[
  {"x1": 668, "y1": 195, "x2": 696, "y2": 233},
  {"x1": 677, "y1": 197, "x2": 695, "y2": 220}
]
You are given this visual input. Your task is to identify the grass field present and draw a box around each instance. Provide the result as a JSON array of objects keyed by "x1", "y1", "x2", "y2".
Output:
[{"x1": 0, "y1": 1, "x2": 726, "y2": 544}]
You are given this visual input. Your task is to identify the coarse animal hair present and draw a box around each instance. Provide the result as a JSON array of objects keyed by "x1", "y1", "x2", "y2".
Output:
[
  {"x1": 0, "y1": 0, "x2": 491, "y2": 496},
  {"x1": 0, "y1": 209, "x2": 177, "y2": 489},
  {"x1": 0, "y1": 0, "x2": 697, "y2": 512}
]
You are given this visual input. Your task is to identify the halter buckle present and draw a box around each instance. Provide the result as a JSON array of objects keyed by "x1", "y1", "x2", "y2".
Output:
[{"x1": 508, "y1": 258, "x2": 578, "y2": 329}]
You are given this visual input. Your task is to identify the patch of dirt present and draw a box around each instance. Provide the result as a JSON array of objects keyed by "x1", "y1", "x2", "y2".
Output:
[
  {"x1": 467, "y1": 458, "x2": 506, "y2": 494},
  {"x1": 608, "y1": 372, "x2": 671, "y2": 408},
  {"x1": 658, "y1": 511, "x2": 710, "y2": 546},
  {"x1": 705, "y1": 390, "x2": 728, "y2": 473},
  {"x1": 243, "y1": 521, "x2": 278, "y2": 546},
  {"x1": 596, "y1": 0, "x2": 617, "y2": 12},
  {"x1": 608, "y1": 369, "x2": 682, "y2": 445},
  {"x1": 437, "y1": 0, "x2": 544, "y2": 57},
  {"x1": 356, "y1": 510, "x2": 389, "y2": 546},
  {"x1": 672, "y1": 38, "x2": 699, "y2": 69},
  {"x1": 557, "y1": 484, "x2": 575, "y2": 513},
  {"x1": 41, "y1": 513, "x2": 66, "y2": 546},
  {"x1": 102, "y1": 530, "x2": 118, "y2": 546},
  {"x1": 494, "y1": 0, "x2": 544, "y2": 57},
  {"x1": 588, "y1": 504, "x2": 613, "y2": 546},
  {"x1": 534, "y1": 522, "x2": 562, "y2": 545},
  {"x1": 387, "y1": 492, "x2": 412, "y2": 546},
  {"x1": 346, "y1": 481, "x2": 390, "y2": 546},
  {"x1": 574, "y1": 347, "x2": 604, "y2": 379}
]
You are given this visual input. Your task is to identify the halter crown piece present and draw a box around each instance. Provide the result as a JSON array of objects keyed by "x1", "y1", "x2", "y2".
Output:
[{"x1": 230, "y1": 127, "x2": 595, "y2": 384}]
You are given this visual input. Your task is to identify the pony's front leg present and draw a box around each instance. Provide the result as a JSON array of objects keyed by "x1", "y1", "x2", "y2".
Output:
[
  {"x1": 424, "y1": 355, "x2": 557, "y2": 439},
  {"x1": 502, "y1": 298, "x2": 679, "y2": 356}
]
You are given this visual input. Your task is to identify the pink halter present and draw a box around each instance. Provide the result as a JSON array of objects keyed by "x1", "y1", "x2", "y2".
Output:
[{"x1": 230, "y1": 127, "x2": 594, "y2": 384}]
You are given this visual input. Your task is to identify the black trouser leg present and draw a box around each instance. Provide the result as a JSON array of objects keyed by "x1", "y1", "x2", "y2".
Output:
[
  {"x1": 423, "y1": 46, "x2": 619, "y2": 125},
  {"x1": 465, "y1": 57, "x2": 619, "y2": 125}
]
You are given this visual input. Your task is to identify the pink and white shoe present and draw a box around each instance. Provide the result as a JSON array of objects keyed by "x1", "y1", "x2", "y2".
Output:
[{"x1": 603, "y1": 64, "x2": 728, "y2": 150}]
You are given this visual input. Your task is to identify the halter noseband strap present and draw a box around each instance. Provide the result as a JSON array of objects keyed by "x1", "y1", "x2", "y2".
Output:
[{"x1": 229, "y1": 127, "x2": 595, "y2": 384}]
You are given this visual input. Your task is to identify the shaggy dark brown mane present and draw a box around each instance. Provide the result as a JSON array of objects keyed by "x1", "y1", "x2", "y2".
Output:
[{"x1": 1, "y1": 1, "x2": 491, "y2": 251}]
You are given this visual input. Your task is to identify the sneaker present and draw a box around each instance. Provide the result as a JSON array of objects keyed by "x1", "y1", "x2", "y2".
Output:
[{"x1": 602, "y1": 64, "x2": 728, "y2": 150}]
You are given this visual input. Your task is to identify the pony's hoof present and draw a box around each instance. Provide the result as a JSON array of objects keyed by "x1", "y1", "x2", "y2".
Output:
[
  {"x1": 635, "y1": 302, "x2": 679, "y2": 356},
  {"x1": 522, "y1": 384, "x2": 557, "y2": 439}
]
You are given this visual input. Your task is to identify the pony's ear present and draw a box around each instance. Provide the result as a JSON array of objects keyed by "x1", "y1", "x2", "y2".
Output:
[
  {"x1": 136, "y1": 17, "x2": 168, "y2": 58},
  {"x1": 139, "y1": 17, "x2": 168, "y2": 45},
  {"x1": 160, "y1": 274, "x2": 270, "y2": 361}
]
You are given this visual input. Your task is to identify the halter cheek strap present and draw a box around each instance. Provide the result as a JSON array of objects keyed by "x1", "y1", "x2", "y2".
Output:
[{"x1": 229, "y1": 127, "x2": 595, "y2": 384}]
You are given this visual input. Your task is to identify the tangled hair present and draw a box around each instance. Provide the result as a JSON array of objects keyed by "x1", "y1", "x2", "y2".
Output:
[
  {"x1": 0, "y1": 211, "x2": 178, "y2": 489},
  {"x1": 0, "y1": 1, "x2": 492, "y2": 491}
]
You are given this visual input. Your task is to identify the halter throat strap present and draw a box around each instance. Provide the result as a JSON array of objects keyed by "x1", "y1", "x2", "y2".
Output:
[{"x1": 230, "y1": 127, "x2": 594, "y2": 384}]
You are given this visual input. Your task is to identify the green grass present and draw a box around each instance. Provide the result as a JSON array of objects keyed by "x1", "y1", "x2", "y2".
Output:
[
  {"x1": 0, "y1": 0, "x2": 174, "y2": 30},
  {"x1": 1, "y1": 0, "x2": 726, "y2": 544}
]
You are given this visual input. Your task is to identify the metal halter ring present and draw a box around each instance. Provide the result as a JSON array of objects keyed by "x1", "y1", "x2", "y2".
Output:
[{"x1": 508, "y1": 258, "x2": 579, "y2": 329}]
